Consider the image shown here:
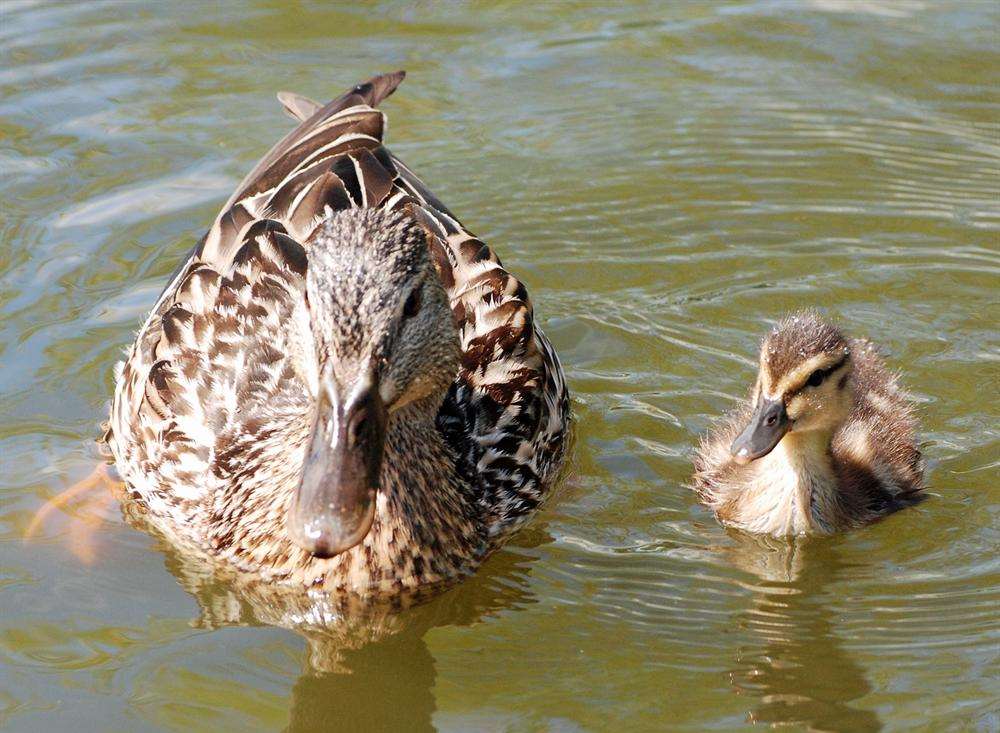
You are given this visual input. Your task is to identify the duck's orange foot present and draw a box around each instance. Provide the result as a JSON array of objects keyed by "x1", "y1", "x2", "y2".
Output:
[{"x1": 24, "y1": 463, "x2": 123, "y2": 565}]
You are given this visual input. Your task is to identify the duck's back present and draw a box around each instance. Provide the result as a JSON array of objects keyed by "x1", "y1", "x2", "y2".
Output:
[
  {"x1": 108, "y1": 72, "x2": 569, "y2": 550},
  {"x1": 832, "y1": 338, "x2": 924, "y2": 511}
]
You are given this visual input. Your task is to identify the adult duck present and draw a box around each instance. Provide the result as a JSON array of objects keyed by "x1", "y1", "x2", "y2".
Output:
[{"x1": 105, "y1": 72, "x2": 570, "y2": 594}]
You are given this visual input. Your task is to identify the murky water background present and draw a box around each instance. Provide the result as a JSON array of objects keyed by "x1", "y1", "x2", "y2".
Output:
[{"x1": 1, "y1": 1, "x2": 998, "y2": 731}]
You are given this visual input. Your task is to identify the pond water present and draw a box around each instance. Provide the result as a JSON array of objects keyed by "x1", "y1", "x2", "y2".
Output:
[{"x1": 1, "y1": 1, "x2": 997, "y2": 731}]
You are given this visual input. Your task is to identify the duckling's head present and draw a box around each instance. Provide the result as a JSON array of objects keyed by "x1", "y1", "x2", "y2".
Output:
[
  {"x1": 288, "y1": 207, "x2": 459, "y2": 558},
  {"x1": 731, "y1": 312, "x2": 854, "y2": 465}
]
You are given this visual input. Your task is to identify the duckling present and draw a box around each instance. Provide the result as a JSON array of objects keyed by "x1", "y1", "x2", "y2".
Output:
[{"x1": 693, "y1": 311, "x2": 924, "y2": 536}]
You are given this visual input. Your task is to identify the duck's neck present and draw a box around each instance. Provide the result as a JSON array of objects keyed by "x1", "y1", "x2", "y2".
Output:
[
  {"x1": 305, "y1": 393, "x2": 486, "y2": 592},
  {"x1": 382, "y1": 394, "x2": 484, "y2": 545},
  {"x1": 742, "y1": 430, "x2": 840, "y2": 535}
]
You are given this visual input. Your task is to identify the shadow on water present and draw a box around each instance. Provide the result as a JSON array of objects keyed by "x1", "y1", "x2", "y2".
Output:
[{"x1": 720, "y1": 535, "x2": 882, "y2": 733}]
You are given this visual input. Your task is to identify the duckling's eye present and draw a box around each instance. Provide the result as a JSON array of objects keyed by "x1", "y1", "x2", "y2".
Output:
[
  {"x1": 807, "y1": 369, "x2": 825, "y2": 387},
  {"x1": 402, "y1": 287, "x2": 422, "y2": 319}
]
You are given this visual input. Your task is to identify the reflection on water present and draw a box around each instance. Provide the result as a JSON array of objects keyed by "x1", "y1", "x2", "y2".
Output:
[
  {"x1": 723, "y1": 536, "x2": 881, "y2": 732},
  {"x1": 150, "y1": 508, "x2": 547, "y2": 730},
  {"x1": 286, "y1": 633, "x2": 438, "y2": 733}
]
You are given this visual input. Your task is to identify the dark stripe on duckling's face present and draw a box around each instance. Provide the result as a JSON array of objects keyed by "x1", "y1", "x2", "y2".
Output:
[
  {"x1": 733, "y1": 353, "x2": 851, "y2": 464},
  {"x1": 785, "y1": 353, "x2": 850, "y2": 399},
  {"x1": 760, "y1": 311, "x2": 849, "y2": 390}
]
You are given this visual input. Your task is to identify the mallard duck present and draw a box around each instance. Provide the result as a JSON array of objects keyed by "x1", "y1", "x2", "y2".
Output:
[
  {"x1": 105, "y1": 71, "x2": 570, "y2": 594},
  {"x1": 693, "y1": 311, "x2": 924, "y2": 536}
]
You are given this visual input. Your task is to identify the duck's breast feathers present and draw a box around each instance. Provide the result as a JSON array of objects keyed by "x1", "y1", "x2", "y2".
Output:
[{"x1": 692, "y1": 389, "x2": 755, "y2": 508}]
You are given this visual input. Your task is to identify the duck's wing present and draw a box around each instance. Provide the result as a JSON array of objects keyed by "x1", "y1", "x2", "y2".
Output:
[
  {"x1": 111, "y1": 72, "x2": 569, "y2": 538},
  {"x1": 109, "y1": 72, "x2": 405, "y2": 477},
  {"x1": 136, "y1": 71, "x2": 406, "y2": 328},
  {"x1": 835, "y1": 339, "x2": 925, "y2": 505},
  {"x1": 419, "y1": 184, "x2": 571, "y2": 538}
]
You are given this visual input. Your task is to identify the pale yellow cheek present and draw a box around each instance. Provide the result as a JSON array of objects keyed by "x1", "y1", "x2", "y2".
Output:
[{"x1": 786, "y1": 396, "x2": 806, "y2": 421}]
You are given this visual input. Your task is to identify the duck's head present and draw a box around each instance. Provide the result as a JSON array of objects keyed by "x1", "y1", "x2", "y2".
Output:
[
  {"x1": 287, "y1": 207, "x2": 459, "y2": 558},
  {"x1": 731, "y1": 312, "x2": 854, "y2": 465}
]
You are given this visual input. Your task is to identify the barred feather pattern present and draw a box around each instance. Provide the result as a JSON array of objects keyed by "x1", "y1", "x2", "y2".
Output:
[{"x1": 107, "y1": 72, "x2": 570, "y2": 590}]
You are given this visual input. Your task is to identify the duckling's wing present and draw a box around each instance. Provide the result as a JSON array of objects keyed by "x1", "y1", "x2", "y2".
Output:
[{"x1": 835, "y1": 339, "x2": 925, "y2": 501}]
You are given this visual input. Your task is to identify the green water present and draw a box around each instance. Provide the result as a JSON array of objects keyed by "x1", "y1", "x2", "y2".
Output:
[{"x1": 1, "y1": 1, "x2": 998, "y2": 731}]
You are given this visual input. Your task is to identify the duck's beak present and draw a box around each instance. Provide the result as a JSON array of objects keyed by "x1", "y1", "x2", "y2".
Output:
[
  {"x1": 731, "y1": 397, "x2": 789, "y2": 465},
  {"x1": 288, "y1": 371, "x2": 387, "y2": 558}
]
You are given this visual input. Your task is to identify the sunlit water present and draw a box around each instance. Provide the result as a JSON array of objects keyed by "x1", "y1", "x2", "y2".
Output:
[{"x1": 1, "y1": 2, "x2": 998, "y2": 731}]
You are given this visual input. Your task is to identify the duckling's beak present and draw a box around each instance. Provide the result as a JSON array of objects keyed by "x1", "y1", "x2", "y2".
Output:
[
  {"x1": 731, "y1": 397, "x2": 789, "y2": 465},
  {"x1": 288, "y1": 372, "x2": 387, "y2": 559}
]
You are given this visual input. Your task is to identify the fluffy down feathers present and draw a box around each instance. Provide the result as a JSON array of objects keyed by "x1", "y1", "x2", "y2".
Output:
[{"x1": 693, "y1": 313, "x2": 923, "y2": 535}]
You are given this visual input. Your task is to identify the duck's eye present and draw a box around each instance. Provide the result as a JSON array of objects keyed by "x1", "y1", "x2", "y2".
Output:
[
  {"x1": 402, "y1": 287, "x2": 422, "y2": 319},
  {"x1": 807, "y1": 369, "x2": 825, "y2": 387}
]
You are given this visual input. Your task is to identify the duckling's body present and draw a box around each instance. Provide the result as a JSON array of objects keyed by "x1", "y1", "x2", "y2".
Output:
[
  {"x1": 694, "y1": 313, "x2": 923, "y2": 536},
  {"x1": 106, "y1": 72, "x2": 569, "y2": 594}
]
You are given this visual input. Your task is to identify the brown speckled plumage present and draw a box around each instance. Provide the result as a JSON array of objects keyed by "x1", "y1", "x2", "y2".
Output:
[
  {"x1": 106, "y1": 72, "x2": 570, "y2": 594},
  {"x1": 693, "y1": 312, "x2": 924, "y2": 536}
]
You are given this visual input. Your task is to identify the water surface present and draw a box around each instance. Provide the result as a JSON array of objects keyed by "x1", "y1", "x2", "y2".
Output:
[{"x1": 1, "y1": 1, "x2": 998, "y2": 731}]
